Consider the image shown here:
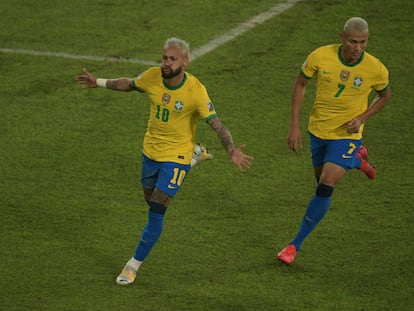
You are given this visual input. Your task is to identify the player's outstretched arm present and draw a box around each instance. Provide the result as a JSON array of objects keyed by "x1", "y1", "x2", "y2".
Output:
[
  {"x1": 207, "y1": 117, "x2": 253, "y2": 172},
  {"x1": 75, "y1": 68, "x2": 133, "y2": 92}
]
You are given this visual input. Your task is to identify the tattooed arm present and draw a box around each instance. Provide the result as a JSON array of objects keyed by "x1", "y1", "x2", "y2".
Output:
[
  {"x1": 207, "y1": 117, "x2": 254, "y2": 172},
  {"x1": 207, "y1": 117, "x2": 236, "y2": 156},
  {"x1": 106, "y1": 78, "x2": 134, "y2": 91},
  {"x1": 75, "y1": 68, "x2": 133, "y2": 92}
]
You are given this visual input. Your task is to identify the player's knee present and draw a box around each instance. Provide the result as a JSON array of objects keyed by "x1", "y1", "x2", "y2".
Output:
[
  {"x1": 149, "y1": 201, "x2": 167, "y2": 214},
  {"x1": 315, "y1": 183, "x2": 334, "y2": 198}
]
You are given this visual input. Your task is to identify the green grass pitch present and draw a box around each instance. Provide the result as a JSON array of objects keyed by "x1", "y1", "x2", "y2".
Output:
[{"x1": 1, "y1": 0, "x2": 413, "y2": 310}]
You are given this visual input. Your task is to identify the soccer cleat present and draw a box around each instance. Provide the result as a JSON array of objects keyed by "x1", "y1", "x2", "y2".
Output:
[
  {"x1": 277, "y1": 244, "x2": 297, "y2": 265},
  {"x1": 191, "y1": 143, "x2": 213, "y2": 167},
  {"x1": 356, "y1": 145, "x2": 369, "y2": 160},
  {"x1": 355, "y1": 146, "x2": 376, "y2": 180},
  {"x1": 116, "y1": 265, "x2": 137, "y2": 286}
]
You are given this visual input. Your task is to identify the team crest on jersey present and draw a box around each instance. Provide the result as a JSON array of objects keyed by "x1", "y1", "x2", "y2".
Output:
[
  {"x1": 207, "y1": 102, "x2": 215, "y2": 112},
  {"x1": 175, "y1": 100, "x2": 184, "y2": 111},
  {"x1": 162, "y1": 93, "x2": 171, "y2": 105},
  {"x1": 340, "y1": 70, "x2": 350, "y2": 82},
  {"x1": 353, "y1": 76, "x2": 363, "y2": 87}
]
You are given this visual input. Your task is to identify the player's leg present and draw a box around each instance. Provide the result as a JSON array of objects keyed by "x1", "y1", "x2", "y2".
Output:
[
  {"x1": 313, "y1": 166, "x2": 323, "y2": 183},
  {"x1": 116, "y1": 154, "x2": 160, "y2": 285},
  {"x1": 116, "y1": 192, "x2": 169, "y2": 286},
  {"x1": 277, "y1": 136, "x2": 348, "y2": 265},
  {"x1": 278, "y1": 167, "x2": 341, "y2": 265},
  {"x1": 116, "y1": 158, "x2": 190, "y2": 285}
]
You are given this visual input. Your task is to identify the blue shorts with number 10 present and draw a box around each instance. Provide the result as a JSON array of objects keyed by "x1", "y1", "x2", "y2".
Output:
[
  {"x1": 141, "y1": 153, "x2": 191, "y2": 197},
  {"x1": 309, "y1": 132, "x2": 362, "y2": 170}
]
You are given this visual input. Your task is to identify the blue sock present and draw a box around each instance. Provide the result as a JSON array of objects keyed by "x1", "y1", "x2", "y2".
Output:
[
  {"x1": 133, "y1": 202, "x2": 166, "y2": 261},
  {"x1": 290, "y1": 184, "x2": 333, "y2": 251}
]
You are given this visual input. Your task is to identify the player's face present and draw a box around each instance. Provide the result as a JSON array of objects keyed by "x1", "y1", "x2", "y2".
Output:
[
  {"x1": 340, "y1": 31, "x2": 369, "y2": 64},
  {"x1": 161, "y1": 46, "x2": 189, "y2": 79}
]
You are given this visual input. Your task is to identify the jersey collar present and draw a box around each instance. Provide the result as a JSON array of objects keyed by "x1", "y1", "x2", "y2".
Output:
[
  {"x1": 163, "y1": 73, "x2": 187, "y2": 90},
  {"x1": 338, "y1": 45, "x2": 365, "y2": 67}
]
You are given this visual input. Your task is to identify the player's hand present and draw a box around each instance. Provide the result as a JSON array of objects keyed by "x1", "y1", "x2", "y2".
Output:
[
  {"x1": 347, "y1": 118, "x2": 363, "y2": 133},
  {"x1": 230, "y1": 144, "x2": 253, "y2": 172},
  {"x1": 287, "y1": 126, "x2": 303, "y2": 153},
  {"x1": 75, "y1": 68, "x2": 97, "y2": 88}
]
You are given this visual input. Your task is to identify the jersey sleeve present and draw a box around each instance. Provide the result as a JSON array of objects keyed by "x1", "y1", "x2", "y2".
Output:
[
  {"x1": 196, "y1": 84, "x2": 217, "y2": 121},
  {"x1": 131, "y1": 67, "x2": 158, "y2": 92},
  {"x1": 373, "y1": 61, "x2": 390, "y2": 92},
  {"x1": 300, "y1": 49, "x2": 319, "y2": 79}
]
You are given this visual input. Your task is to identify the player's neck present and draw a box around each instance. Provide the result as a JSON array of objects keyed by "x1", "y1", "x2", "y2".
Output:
[{"x1": 163, "y1": 72, "x2": 186, "y2": 88}]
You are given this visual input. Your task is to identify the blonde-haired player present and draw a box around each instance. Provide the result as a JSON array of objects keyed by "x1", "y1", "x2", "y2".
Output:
[
  {"x1": 277, "y1": 17, "x2": 392, "y2": 265},
  {"x1": 76, "y1": 37, "x2": 253, "y2": 285}
]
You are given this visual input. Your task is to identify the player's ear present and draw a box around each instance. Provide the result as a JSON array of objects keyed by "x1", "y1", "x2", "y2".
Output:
[{"x1": 183, "y1": 58, "x2": 190, "y2": 68}]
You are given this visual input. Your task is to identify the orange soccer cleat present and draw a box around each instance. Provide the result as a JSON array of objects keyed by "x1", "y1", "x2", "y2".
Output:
[
  {"x1": 356, "y1": 146, "x2": 376, "y2": 180},
  {"x1": 277, "y1": 244, "x2": 297, "y2": 265}
]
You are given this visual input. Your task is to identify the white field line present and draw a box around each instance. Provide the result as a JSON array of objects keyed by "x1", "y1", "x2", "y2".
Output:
[
  {"x1": 191, "y1": 0, "x2": 301, "y2": 60},
  {"x1": 0, "y1": 0, "x2": 300, "y2": 65},
  {"x1": 0, "y1": 47, "x2": 160, "y2": 66}
]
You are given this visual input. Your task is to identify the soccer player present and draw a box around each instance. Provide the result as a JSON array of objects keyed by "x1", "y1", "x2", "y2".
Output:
[
  {"x1": 277, "y1": 17, "x2": 392, "y2": 265},
  {"x1": 75, "y1": 37, "x2": 253, "y2": 285}
]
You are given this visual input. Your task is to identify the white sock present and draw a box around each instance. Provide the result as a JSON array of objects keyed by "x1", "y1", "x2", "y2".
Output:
[{"x1": 126, "y1": 257, "x2": 142, "y2": 272}]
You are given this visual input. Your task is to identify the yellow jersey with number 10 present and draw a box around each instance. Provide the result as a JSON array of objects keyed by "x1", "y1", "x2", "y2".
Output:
[
  {"x1": 301, "y1": 44, "x2": 389, "y2": 140},
  {"x1": 132, "y1": 67, "x2": 217, "y2": 164}
]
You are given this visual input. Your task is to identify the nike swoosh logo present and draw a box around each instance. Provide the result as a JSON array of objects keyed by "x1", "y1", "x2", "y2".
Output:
[
  {"x1": 323, "y1": 70, "x2": 332, "y2": 74},
  {"x1": 342, "y1": 154, "x2": 353, "y2": 159},
  {"x1": 167, "y1": 184, "x2": 177, "y2": 189}
]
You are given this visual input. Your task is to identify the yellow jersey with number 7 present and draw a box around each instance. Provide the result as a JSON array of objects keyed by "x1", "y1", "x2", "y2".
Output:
[{"x1": 301, "y1": 44, "x2": 389, "y2": 139}]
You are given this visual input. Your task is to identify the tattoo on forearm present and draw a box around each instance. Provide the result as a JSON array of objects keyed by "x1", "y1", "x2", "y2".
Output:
[
  {"x1": 209, "y1": 118, "x2": 234, "y2": 154},
  {"x1": 107, "y1": 79, "x2": 119, "y2": 90}
]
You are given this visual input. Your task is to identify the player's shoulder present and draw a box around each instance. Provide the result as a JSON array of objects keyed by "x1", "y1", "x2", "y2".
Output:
[
  {"x1": 141, "y1": 66, "x2": 161, "y2": 77},
  {"x1": 184, "y1": 71, "x2": 208, "y2": 90},
  {"x1": 311, "y1": 44, "x2": 339, "y2": 55},
  {"x1": 132, "y1": 67, "x2": 161, "y2": 88},
  {"x1": 307, "y1": 44, "x2": 339, "y2": 63},
  {"x1": 362, "y1": 50, "x2": 385, "y2": 65},
  {"x1": 184, "y1": 71, "x2": 201, "y2": 83},
  {"x1": 361, "y1": 51, "x2": 389, "y2": 75}
]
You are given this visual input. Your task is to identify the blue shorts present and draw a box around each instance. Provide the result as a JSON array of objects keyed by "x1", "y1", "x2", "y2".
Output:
[
  {"x1": 141, "y1": 153, "x2": 191, "y2": 197},
  {"x1": 309, "y1": 132, "x2": 362, "y2": 170}
]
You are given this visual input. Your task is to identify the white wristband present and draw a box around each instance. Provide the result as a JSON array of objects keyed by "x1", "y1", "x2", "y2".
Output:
[{"x1": 96, "y1": 78, "x2": 107, "y2": 88}]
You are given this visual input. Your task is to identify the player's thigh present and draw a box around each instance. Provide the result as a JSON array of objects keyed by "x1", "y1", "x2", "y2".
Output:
[
  {"x1": 309, "y1": 133, "x2": 327, "y2": 167},
  {"x1": 325, "y1": 139, "x2": 362, "y2": 170},
  {"x1": 156, "y1": 162, "x2": 191, "y2": 198},
  {"x1": 319, "y1": 162, "x2": 346, "y2": 186},
  {"x1": 141, "y1": 154, "x2": 160, "y2": 190}
]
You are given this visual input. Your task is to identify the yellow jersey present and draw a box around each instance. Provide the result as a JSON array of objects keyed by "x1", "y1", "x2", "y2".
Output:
[
  {"x1": 301, "y1": 44, "x2": 389, "y2": 139},
  {"x1": 132, "y1": 67, "x2": 217, "y2": 164}
]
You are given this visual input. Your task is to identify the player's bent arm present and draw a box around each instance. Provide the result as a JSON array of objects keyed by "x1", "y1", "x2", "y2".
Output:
[
  {"x1": 207, "y1": 117, "x2": 236, "y2": 156},
  {"x1": 357, "y1": 87, "x2": 392, "y2": 123}
]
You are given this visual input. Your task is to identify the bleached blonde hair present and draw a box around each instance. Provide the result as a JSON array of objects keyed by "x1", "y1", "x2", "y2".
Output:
[
  {"x1": 343, "y1": 17, "x2": 369, "y2": 34},
  {"x1": 164, "y1": 37, "x2": 190, "y2": 59}
]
